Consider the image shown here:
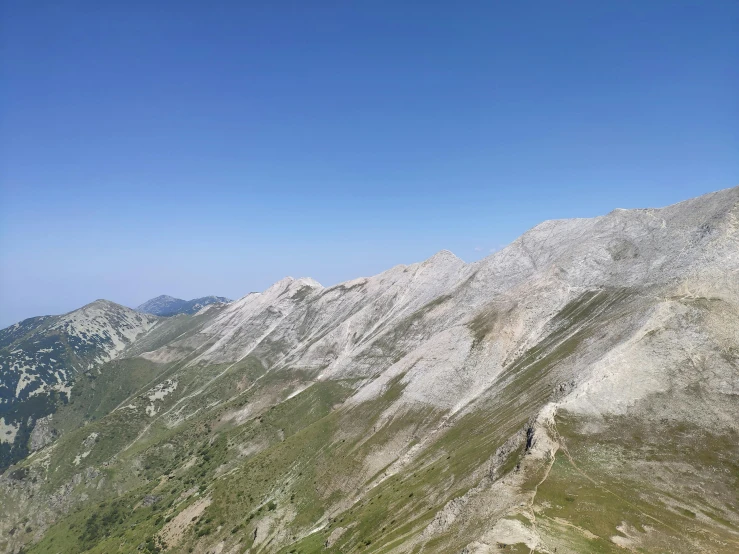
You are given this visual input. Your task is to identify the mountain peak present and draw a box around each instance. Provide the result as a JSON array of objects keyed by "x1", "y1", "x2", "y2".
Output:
[
  {"x1": 136, "y1": 295, "x2": 231, "y2": 317},
  {"x1": 267, "y1": 277, "x2": 323, "y2": 295},
  {"x1": 294, "y1": 277, "x2": 322, "y2": 289},
  {"x1": 147, "y1": 294, "x2": 179, "y2": 303},
  {"x1": 79, "y1": 298, "x2": 127, "y2": 312},
  {"x1": 424, "y1": 249, "x2": 463, "y2": 265}
]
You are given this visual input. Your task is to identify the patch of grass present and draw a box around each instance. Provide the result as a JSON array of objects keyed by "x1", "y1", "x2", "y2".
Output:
[{"x1": 532, "y1": 410, "x2": 739, "y2": 553}]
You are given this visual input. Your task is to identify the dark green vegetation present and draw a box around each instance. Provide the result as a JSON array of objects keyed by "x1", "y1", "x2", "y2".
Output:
[
  {"x1": 0, "y1": 315, "x2": 79, "y2": 472},
  {"x1": 0, "y1": 391, "x2": 62, "y2": 471}
]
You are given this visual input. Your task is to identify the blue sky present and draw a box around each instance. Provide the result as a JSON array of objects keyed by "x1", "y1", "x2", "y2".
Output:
[{"x1": 1, "y1": 1, "x2": 737, "y2": 326}]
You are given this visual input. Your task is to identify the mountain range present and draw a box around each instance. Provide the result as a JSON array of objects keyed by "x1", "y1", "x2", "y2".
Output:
[
  {"x1": 0, "y1": 187, "x2": 737, "y2": 553},
  {"x1": 136, "y1": 296, "x2": 232, "y2": 317}
]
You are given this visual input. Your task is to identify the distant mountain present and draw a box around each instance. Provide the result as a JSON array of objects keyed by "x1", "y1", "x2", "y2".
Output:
[
  {"x1": 136, "y1": 295, "x2": 231, "y2": 316},
  {"x1": 0, "y1": 300, "x2": 158, "y2": 470}
]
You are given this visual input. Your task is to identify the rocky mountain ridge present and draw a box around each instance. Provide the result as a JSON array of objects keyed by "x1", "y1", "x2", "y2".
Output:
[{"x1": 0, "y1": 186, "x2": 737, "y2": 554}]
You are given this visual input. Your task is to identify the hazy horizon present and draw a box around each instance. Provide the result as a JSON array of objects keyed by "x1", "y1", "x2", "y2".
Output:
[{"x1": 2, "y1": 185, "x2": 737, "y2": 327}]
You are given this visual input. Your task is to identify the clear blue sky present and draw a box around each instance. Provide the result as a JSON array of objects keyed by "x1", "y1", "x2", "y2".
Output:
[{"x1": 1, "y1": 1, "x2": 737, "y2": 326}]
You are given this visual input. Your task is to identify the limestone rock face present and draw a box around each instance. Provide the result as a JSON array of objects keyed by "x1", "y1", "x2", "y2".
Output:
[{"x1": 28, "y1": 416, "x2": 55, "y2": 452}]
